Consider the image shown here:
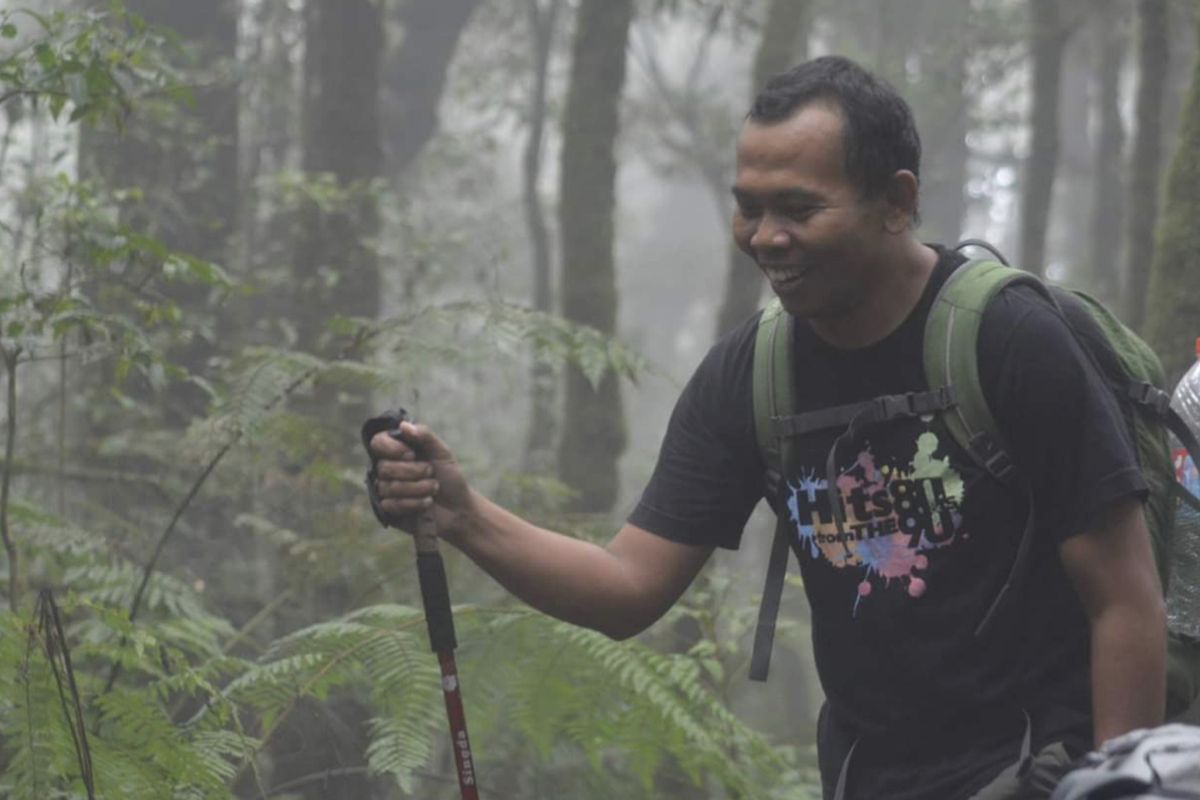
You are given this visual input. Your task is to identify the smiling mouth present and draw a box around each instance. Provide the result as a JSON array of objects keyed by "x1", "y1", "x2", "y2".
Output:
[{"x1": 761, "y1": 264, "x2": 812, "y2": 287}]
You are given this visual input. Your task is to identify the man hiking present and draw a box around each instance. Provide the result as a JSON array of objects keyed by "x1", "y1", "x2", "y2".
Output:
[{"x1": 367, "y1": 56, "x2": 1166, "y2": 799}]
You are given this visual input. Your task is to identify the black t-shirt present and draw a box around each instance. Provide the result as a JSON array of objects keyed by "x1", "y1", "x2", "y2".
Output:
[{"x1": 629, "y1": 247, "x2": 1148, "y2": 800}]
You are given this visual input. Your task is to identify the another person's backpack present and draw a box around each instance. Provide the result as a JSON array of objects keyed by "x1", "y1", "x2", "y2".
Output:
[
  {"x1": 748, "y1": 241, "x2": 1200, "y2": 718},
  {"x1": 1049, "y1": 724, "x2": 1200, "y2": 799}
]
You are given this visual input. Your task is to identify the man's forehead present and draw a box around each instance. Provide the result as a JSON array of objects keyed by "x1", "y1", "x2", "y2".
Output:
[
  {"x1": 733, "y1": 103, "x2": 848, "y2": 191},
  {"x1": 736, "y1": 102, "x2": 846, "y2": 155}
]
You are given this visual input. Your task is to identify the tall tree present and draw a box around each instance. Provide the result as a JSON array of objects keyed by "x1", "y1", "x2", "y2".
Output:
[
  {"x1": 293, "y1": 0, "x2": 382, "y2": 362},
  {"x1": 913, "y1": 2, "x2": 971, "y2": 245},
  {"x1": 72, "y1": 1, "x2": 241, "y2": 613},
  {"x1": 78, "y1": 0, "x2": 238, "y2": 422},
  {"x1": 557, "y1": 0, "x2": 635, "y2": 512},
  {"x1": 714, "y1": 0, "x2": 809, "y2": 337},
  {"x1": 268, "y1": 3, "x2": 387, "y2": 794},
  {"x1": 1123, "y1": 0, "x2": 1170, "y2": 329},
  {"x1": 382, "y1": 0, "x2": 483, "y2": 179},
  {"x1": 1020, "y1": 0, "x2": 1071, "y2": 276},
  {"x1": 521, "y1": 0, "x2": 563, "y2": 482},
  {"x1": 1143, "y1": 13, "x2": 1200, "y2": 381},
  {"x1": 1087, "y1": 0, "x2": 1128, "y2": 306}
]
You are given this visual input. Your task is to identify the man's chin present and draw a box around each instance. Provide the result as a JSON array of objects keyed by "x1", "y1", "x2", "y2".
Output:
[{"x1": 773, "y1": 291, "x2": 818, "y2": 319}]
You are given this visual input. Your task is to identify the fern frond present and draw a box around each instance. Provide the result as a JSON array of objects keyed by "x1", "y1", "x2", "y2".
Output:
[
  {"x1": 226, "y1": 604, "x2": 429, "y2": 727},
  {"x1": 364, "y1": 715, "x2": 433, "y2": 793},
  {"x1": 450, "y1": 607, "x2": 807, "y2": 799}
]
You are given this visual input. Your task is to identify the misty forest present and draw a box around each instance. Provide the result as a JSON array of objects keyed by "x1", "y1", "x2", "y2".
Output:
[{"x1": 1, "y1": 0, "x2": 1199, "y2": 797}]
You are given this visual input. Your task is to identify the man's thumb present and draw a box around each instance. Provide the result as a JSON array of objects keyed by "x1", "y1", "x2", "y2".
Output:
[{"x1": 399, "y1": 421, "x2": 451, "y2": 460}]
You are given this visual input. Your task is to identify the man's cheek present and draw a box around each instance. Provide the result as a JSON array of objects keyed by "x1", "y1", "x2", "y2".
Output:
[{"x1": 731, "y1": 218, "x2": 756, "y2": 257}]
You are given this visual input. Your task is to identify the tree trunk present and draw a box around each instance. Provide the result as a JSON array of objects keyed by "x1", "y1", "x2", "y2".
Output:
[
  {"x1": 914, "y1": 3, "x2": 970, "y2": 245},
  {"x1": 78, "y1": 0, "x2": 239, "y2": 422},
  {"x1": 556, "y1": 0, "x2": 634, "y2": 513},
  {"x1": 1052, "y1": 8, "x2": 1096, "y2": 283},
  {"x1": 1020, "y1": 0, "x2": 1070, "y2": 276},
  {"x1": 1123, "y1": 0, "x2": 1170, "y2": 330},
  {"x1": 1143, "y1": 14, "x2": 1200, "y2": 382},
  {"x1": 1087, "y1": 0, "x2": 1127, "y2": 306},
  {"x1": 383, "y1": 0, "x2": 483, "y2": 179},
  {"x1": 521, "y1": 0, "x2": 563, "y2": 483},
  {"x1": 294, "y1": 0, "x2": 383, "y2": 367},
  {"x1": 714, "y1": 0, "x2": 809, "y2": 338},
  {"x1": 1161, "y1": 0, "x2": 1198, "y2": 179},
  {"x1": 121, "y1": 1, "x2": 239, "y2": 262}
]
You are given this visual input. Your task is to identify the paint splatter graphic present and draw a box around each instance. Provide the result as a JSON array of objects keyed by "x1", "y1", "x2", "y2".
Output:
[{"x1": 785, "y1": 431, "x2": 964, "y2": 613}]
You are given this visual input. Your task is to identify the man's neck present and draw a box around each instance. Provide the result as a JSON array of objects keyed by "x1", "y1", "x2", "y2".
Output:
[{"x1": 809, "y1": 239, "x2": 939, "y2": 349}]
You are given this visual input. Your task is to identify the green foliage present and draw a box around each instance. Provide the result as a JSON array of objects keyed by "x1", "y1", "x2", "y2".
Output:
[
  {"x1": 0, "y1": 2, "x2": 815, "y2": 798},
  {"x1": 0, "y1": 173, "x2": 235, "y2": 396},
  {"x1": 459, "y1": 608, "x2": 814, "y2": 798},
  {"x1": 4, "y1": 496, "x2": 815, "y2": 797},
  {"x1": 0, "y1": 3, "x2": 181, "y2": 127},
  {"x1": 0, "y1": 585, "x2": 253, "y2": 800}
]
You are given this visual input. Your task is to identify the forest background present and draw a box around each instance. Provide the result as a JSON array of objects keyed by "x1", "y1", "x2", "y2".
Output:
[{"x1": 1, "y1": 0, "x2": 1199, "y2": 798}]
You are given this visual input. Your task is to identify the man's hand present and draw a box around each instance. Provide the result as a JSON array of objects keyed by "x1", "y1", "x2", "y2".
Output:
[{"x1": 370, "y1": 421, "x2": 475, "y2": 543}]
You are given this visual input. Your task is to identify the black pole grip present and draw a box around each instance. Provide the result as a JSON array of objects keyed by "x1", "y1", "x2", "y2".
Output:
[{"x1": 416, "y1": 551, "x2": 458, "y2": 652}]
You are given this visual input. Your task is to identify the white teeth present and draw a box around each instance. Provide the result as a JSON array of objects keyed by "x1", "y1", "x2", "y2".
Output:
[{"x1": 765, "y1": 267, "x2": 807, "y2": 282}]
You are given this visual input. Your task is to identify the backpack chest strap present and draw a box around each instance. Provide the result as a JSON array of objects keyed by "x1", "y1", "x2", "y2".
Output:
[{"x1": 770, "y1": 386, "x2": 957, "y2": 439}]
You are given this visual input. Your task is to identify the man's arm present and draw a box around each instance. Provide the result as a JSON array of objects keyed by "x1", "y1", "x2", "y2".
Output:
[
  {"x1": 1059, "y1": 494, "x2": 1166, "y2": 746},
  {"x1": 371, "y1": 422, "x2": 715, "y2": 640}
]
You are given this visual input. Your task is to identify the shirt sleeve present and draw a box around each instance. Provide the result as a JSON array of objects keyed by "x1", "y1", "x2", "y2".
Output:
[
  {"x1": 978, "y1": 285, "x2": 1148, "y2": 545},
  {"x1": 627, "y1": 316, "x2": 766, "y2": 549}
]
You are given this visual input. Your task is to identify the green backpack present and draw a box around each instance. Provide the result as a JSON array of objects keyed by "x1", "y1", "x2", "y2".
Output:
[{"x1": 749, "y1": 241, "x2": 1200, "y2": 719}]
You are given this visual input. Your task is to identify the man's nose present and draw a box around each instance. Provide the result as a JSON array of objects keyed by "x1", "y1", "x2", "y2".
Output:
[{"x1": 749, "y1": 214, "x2": 790, "y2": 251}]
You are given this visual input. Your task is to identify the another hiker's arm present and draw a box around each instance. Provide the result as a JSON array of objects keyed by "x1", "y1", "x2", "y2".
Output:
[
  {"x1": 370, "y1": 422, "x2": 714, "y2": 640},
  {"x1": 1060, "y1": 494, "x2": 1166, "y2": 747}
]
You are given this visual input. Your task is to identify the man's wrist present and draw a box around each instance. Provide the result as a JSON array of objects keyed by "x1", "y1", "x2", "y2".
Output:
[{"x1": 441, "y1": 489, "x2": 487, "y2": 549}]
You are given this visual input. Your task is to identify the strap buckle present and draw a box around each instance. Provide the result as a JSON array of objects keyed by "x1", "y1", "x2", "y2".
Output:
[
  {"x1": 874, "y1": 394, "x2": 917, "y2": 421},
  {"x1": 873, "y1": 386, "x2": 957, "y2": 422},
  {"x1": 969, "y1": 431, "x2": 1016, "y2": 483},
  {"x1": 1127, "y1": 381, "x2": 1172, "y2": 416}
]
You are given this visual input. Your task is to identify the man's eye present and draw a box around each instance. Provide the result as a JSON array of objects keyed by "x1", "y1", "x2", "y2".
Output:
[
  {"x1": 736, "y1": 200, "x2": 762, "y2": 219},
  {"x1": 783, "y1": 205, "x2": 817, "y2": 221}
]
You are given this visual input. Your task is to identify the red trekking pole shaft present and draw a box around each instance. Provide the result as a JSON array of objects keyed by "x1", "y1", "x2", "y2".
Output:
[{"x1": 411, "y1": 512, "x2": 480, "y2": 800}]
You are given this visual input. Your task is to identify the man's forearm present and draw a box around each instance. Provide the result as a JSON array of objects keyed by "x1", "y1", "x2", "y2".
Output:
[
  {"x1": 1089, "y1": 599, "x2": 1166, "y2": 746},
  {"x1": 441, "y1": 491, "x2": 693, "y2": 640}
]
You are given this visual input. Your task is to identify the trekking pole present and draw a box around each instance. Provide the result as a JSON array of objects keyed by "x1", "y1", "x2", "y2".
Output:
[{"x1": 362, "y1": 409, "x2": 480, "y2": 800}]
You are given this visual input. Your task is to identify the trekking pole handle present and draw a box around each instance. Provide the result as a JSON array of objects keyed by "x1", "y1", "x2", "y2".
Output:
[
  {"x1": 360, "y1": 408, "x2": 458, "y2": 652},
  {"x1": 387, "y1": 413, "x2": 458, "y2": 654}
]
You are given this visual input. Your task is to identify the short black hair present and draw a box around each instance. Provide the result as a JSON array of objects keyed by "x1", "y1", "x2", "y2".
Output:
[{"x1": 749, "y1": 55, "x2": 921, "y2": 202}]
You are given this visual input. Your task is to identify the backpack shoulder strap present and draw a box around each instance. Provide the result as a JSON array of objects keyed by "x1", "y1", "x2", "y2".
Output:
[
  {"x1": 750, "y1": 297, "x2": 795, "y2": 682},
  {"x1": 753, "y1": 297, "x2": 795, "y2": 490},
  {"x1": 927, "y1": 255, "x2": 1057, "y2": 638},
  {"x1": 924, "y1": 257, "x2": 1046, "y2": 483}
]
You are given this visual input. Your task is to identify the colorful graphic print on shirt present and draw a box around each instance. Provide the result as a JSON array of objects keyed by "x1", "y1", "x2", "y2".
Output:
[{"x1": 783, "y1": 430, "x2": 966, "y2": 614}]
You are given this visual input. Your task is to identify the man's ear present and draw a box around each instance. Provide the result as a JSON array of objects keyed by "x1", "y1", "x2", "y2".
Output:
[{"x1": 882, "y1": 169, "x2": 920, "y2": 234}]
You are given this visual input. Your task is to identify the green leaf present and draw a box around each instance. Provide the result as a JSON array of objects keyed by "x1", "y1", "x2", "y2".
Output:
[
  {"x1": 33, "y1": 42, "x2": 56, "y2": 71},
  {"x1": 1, "y1": 23, "x2": 17, "y2": 38}
]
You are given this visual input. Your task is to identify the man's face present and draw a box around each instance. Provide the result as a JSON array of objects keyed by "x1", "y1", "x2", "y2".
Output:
[{"x1": 731, "y1": 104, "x2": 893, "y2": 321}]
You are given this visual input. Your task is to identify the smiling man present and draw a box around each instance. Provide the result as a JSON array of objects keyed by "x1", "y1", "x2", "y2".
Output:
[{"x1": 369, "y1": 56, "x2": 1166, "y2": 799}]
